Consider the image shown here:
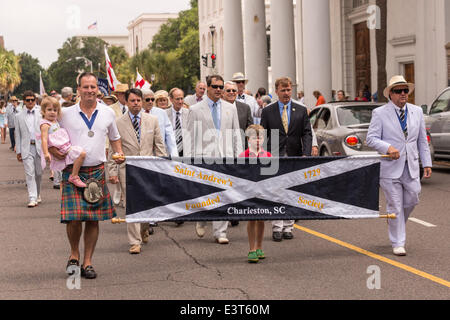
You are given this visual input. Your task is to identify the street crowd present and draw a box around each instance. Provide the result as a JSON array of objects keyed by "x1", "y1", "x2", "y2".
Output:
[{"x1": 0, "y1": 71, "x2": 432, "y2": 279}]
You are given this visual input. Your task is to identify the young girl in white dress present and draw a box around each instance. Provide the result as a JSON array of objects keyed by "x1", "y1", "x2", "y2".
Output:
[{"x1": 39, "y1": 97, "x2": 87, "y2": 188}]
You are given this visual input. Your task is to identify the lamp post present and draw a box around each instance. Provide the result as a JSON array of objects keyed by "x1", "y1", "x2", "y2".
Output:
[{"x1": 209, "y1": 25, "x2": 216, "y2": 72}]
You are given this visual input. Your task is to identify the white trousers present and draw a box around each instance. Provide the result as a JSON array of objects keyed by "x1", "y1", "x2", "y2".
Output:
[
  {"x1": 380, "y1": 165, "x2": 421, "y2": 248},
  {"x1": 22, "y1": 145, "x2": 42, "y2": 202},
  {"x1": 196, "y1": 221, "x2": 228, "y2": 239},
  {"x1": 271, "y1": 220, "x2": 295, "y2": 233}
]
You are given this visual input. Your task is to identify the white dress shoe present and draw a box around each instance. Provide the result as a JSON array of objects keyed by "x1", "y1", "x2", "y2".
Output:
[
  {"x1": 393, "y1": 247, "x2": 406, "y2": 256},
  {"x1": 27, "y1": 201, "x2": 37, "y2": 208},
  {"x1": 195, "y1": 224, "x2": 206, "y2": 238},
  {"x1": 215, "y1": 237, "x2": 229, "y2": 245}
]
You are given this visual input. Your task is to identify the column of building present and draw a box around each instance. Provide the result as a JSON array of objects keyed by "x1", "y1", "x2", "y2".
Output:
[
  {"x1": 242, "y1": 0, "x2": 268, "y2": 94},
  {"x1": 301, "y1": 0, "x2": 332, "y2": 107},
  {"x1": 270, "y1": 0, "x2": 297, "y2": 97},
  {"x1": 223, "y1": 0, "x2": 245, "y2": 82}
]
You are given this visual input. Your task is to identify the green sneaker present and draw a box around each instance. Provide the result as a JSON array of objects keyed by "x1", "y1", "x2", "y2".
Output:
[
  {"x1": 256, "y1": 249, "x2": 265, "y2": 260},
  {"x1": 248, "y1": 251, "x2": 259, "y2": 263}
]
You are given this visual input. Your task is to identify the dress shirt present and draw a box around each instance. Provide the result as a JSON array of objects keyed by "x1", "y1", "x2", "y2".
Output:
[
  {"x1": 129, "y1": 111, "x2": 142, "y2": 137},
  {"x1": 25, "y1": 107, "x2": 37, "y2": 141},
  {"x1": 207, "y1": 98, "x2": 221, "y2": 131},
  {"x1": 278, "y1": 100, "x2": 292, "y2": 126}
]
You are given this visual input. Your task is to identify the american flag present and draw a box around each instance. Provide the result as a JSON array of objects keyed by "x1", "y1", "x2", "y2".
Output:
[{"x1": 88, "y1": 21, "x2": 97, "y2": 30}]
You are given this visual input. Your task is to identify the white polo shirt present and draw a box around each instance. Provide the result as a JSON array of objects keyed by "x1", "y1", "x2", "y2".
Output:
[{"x1": 60, "y1": 102, "x2": 121, "y2": 167}]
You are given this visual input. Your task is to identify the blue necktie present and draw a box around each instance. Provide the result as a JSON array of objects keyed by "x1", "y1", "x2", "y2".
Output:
[{"x1": 211, "y1": 102, "x2": 220, "y2": 130}]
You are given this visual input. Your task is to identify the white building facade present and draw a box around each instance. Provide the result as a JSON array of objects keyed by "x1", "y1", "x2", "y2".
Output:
[
  {"x1": 127, "y1": 13, "x2": 179, "y2": 56},
  {"x1": 199, "y1": 0, "x2": 450, "y2": 107}
]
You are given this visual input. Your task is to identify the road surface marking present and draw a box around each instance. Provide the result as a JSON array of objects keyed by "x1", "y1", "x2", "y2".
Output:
[
  {"x1": 408, "y1": 217, "x2": 436, "y2": 227},
  {"x1": 294, "y1": 224, "x2": 450, "y2": 289}
]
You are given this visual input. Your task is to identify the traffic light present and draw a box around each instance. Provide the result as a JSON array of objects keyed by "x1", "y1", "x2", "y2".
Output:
[
  {"x1": 202, "y1": 54, "x2": 208, "y2": 67},
  {"x1": 211, "y1": 53, "x2": 216, "y2": 68}
]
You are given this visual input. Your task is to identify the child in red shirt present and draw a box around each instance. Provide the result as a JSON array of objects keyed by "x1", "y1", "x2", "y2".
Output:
[{"x1": 239, "y1": 124, "x2": 272, "y2": 263}]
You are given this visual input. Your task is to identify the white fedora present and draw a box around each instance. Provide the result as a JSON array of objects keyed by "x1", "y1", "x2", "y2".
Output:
[
  {"x1": 383, "y1": 75, "x2": 415, "y2": 100},
  {"x1": 231, "y1": 72, "x2": 248, "y2": 84}
]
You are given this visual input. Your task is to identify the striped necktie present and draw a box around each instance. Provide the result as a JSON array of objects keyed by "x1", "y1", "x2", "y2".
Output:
[
  {"x1": 175, "y1": 112, "x2": 183, "y2": 156},
  {"x1": 132, "y1": 115, "x2": 140, "y2": 143},
  {"x1": 399, "y1": 109, "x2": 408, "y2": 138}
]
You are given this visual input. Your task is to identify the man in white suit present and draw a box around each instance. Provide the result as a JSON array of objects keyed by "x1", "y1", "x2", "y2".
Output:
[
  {"x1": 185, "y1": 75, "x2": 243, "y2": 244},
  {"x1": 367, "y1": 75, "x2": 432, "y2": 256},
  {"x1": 15, "y1": 91, "x2": 42, "y2": 207}
]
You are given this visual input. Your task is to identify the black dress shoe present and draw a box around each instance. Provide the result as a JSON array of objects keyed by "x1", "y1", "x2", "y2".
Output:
[
  {"x1": 81, "y1": 265, "x2": 97, "y2": 279},
  {"x1": 53, "y1": 185, "x2": 61, "y2": 190},
  {"x1": 272, "y1": 231, "x2": 283, "y2": 242},
  {"x1": 230, "y1": 221, "x2": 239, "y2": 227},
  {"x1": 282, "y1": 232, "x2": 294, "y2": 240},
  {"x1": 66, "y1": 259, "x2": 79, "y2": 275}
]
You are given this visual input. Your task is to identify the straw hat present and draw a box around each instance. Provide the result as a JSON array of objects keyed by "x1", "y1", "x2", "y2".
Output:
[
  {"x1": 383, "y1": 75, "x2": 415, "y2": 100},
  {"x1": 154, "y1": 90, "x2": 169, "y2": 102},
  {"x1": 231, "y1": 72, "x2": 248, "y2": 84},
  {"x1": 113, "y1": 83, "x2": 129, "y2": 94}
]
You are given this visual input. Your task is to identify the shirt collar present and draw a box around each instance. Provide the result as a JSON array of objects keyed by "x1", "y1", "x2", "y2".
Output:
[
  {"x1": 278, "y1": 100, "x2": 292, "y2": 109},
  {"x1": 207, "y1": 97, "x2": 221, "y2": 108},
  {"x1": 129, "y1": 111, "x2": 142, "y2": 120}
]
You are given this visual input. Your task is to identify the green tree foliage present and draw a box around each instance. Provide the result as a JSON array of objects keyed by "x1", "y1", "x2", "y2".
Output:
[
  {"x1": 149, "y1": 2, "x2": 199, "y2": 92},
  {"x1": 0, "y1": 49, "x2": 22, "y2": 96},
  {"x1": 13, "y1": 53, "x2": 48, "y2": 96},
  {"x1": 47, "y1": 37, "x2": 107, "y2": 92}
]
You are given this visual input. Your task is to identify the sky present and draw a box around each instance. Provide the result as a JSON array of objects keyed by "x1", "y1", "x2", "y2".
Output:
[{"x1": 0, "y1": 0, "x2": 191, "y2": 68}]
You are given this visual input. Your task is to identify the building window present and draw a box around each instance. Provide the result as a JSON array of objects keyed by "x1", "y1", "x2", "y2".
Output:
[{"x1": 353, "y1": 0, "x2": 369, "y2": 8}]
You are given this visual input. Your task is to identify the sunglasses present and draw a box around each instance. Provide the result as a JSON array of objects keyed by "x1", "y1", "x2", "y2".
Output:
[
  {"x1": 25, "y1": 98, "x2": 36, "y2": 102},
  {"x1": 226, "y1": 89, "x2": 237, "y2": 93},
  {"x1": 235, "y1": 81, "x2": 245, "y2": 84},
  {"x1": 145, "y1": 98, "x2": 155, "y2": 102},
  {"x1": 210, "y1": 85, "x2": 224, "y2": 90},
  {"x1": 391, "y1": 88, "x2": 410, "y2": 95}
]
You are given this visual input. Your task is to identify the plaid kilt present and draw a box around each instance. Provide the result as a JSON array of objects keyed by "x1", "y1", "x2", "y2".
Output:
[{"x1": 61, "y1": 164, "x2": 116, "y2": 223}]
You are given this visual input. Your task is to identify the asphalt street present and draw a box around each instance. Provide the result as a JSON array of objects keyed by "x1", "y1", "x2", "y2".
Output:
[{"x1": 0, "y1": 138, "x2": 449, "y2": 301}]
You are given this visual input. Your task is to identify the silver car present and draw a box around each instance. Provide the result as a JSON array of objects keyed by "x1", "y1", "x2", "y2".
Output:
[
  {"x1": 309, "y1": 102, "x2": 383, "y2": 156},
  {"x1": 424, "y1": 87, "x2": 450, "y2": 160}
]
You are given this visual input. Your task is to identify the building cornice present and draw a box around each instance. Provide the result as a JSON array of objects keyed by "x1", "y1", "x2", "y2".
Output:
[{"x1": 389, "y1": 35, "x2": 416, "y2": 47}]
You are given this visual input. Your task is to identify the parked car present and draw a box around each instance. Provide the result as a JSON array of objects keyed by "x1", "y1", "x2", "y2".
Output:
[
  {"x1": 309, "y1": 102, "x2": 383, "y2": 156},
  {"x1": 423, "y1": 87, "x2": 450, "y2": 160}
]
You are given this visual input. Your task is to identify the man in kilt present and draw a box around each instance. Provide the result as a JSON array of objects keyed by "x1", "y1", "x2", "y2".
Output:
[{"x1": 50, "y1": 72, "x2": 125, "y2": 279}]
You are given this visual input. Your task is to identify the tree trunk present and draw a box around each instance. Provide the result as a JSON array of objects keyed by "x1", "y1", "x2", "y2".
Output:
[{"x1": 376, "y1": 0, "x2": 387, "y2": 102}]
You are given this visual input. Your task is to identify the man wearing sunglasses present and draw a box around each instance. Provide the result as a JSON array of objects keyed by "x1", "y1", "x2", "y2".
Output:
[
  {"x1": 15, "y1": 91, "x2": 43, "y2": 208},
  {"x1": 367, "y1": 75, "x2": 432, "y2": 256},
  {"x1": 185, "y1": 75, "x2": 243, "y2": 244}
]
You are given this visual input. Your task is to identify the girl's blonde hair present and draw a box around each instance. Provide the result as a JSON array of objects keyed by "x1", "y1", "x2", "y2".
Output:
[{"x1": 40, "y1": 96, "x2": 62, "y2": 118}]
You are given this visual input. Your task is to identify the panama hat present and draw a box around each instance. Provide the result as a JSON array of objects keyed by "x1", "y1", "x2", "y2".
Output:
[
  {"x1": 383, "y1": 75, "x2": 415, "y2": 100},
  {"x1": 231, "y1": 72, "x2": 248, "y2": 84},
  {"x1": 113, "y1": 83, "x2": 129, "y2": 94}
]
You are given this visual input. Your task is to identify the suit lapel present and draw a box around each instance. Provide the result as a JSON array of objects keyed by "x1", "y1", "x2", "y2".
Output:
[
  {"x1": 388, "y1": 102, "x2": 405, "y2": 139},
  {"x1": 288, "y1": 103, "x2": 298, "y2": 133}
]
